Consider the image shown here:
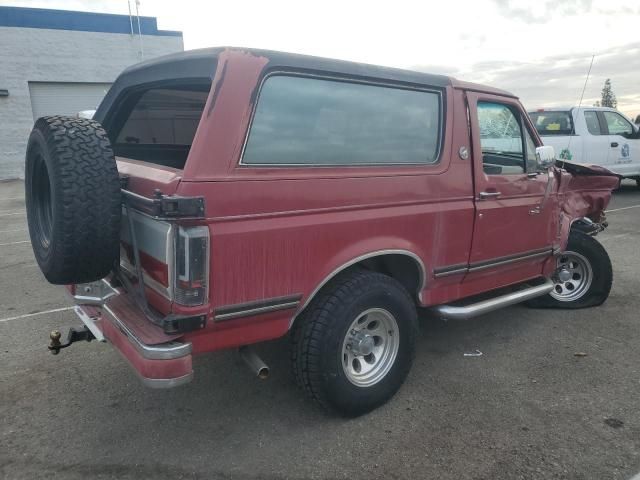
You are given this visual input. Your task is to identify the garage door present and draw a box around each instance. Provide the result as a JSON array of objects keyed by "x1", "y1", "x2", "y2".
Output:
[{"x1": 28, "y1": 82, "x2": 112, "y2": 120}]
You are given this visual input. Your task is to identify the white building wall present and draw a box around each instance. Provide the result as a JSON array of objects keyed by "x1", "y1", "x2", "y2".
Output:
[{"x1": 0, "y1": 27, "x2": 183, "y2": 179}]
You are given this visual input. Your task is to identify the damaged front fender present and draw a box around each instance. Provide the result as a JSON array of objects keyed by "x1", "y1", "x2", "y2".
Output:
[{"x1": 554, "y1": 160, "x2": 621, "y2": 250}]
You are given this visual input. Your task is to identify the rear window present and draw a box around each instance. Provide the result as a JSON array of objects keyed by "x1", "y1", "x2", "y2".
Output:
[
  {"x1": 528, "y1": 111, "x2": 574, "y2": 136},
  {"x1": 111, "y1": 84, "x2": 210, "y2": 169},
  {"x1": 242, "y1": 75, "x2": 442, "y2": 166}
]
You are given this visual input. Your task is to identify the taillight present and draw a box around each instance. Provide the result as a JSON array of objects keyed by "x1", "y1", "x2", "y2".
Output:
[{"x1": 174, "y1": 225, "x2": 209, "y2": 306}]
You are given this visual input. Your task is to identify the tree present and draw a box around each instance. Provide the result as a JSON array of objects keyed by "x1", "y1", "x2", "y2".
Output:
[{"x1": 600, "y1": 79, "x2": 617, "y2": 108}]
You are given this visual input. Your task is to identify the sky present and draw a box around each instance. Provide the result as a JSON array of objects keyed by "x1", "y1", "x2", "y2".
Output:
[{"x1": 3, "y1": 0, "x2": 639, "y2": 117}]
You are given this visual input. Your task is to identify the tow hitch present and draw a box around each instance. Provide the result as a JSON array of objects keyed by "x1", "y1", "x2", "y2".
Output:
[{"x1": 48, "y1": 327, "x2": 95, "y2": 355}]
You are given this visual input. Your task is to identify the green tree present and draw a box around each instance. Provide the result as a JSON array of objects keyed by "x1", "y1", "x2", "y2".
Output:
[{"x1": 600, "y1": 79, "x2": 617, "y2": 108}]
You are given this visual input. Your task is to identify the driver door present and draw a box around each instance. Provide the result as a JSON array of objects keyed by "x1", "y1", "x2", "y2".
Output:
[
  {"x1": 465, "y1": 92, "x2": 556, "y2": 284},
  {"x1": 601, "y1": 110, "x2": 640, "y2": 176}
]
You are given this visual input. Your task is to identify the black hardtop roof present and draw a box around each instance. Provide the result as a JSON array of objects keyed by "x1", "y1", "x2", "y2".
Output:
[
  {"x1": 122, "y1": 46, "x2": 453, "y2": 88},
  {"x1": 96, "y1": 47, "x2": 517, "y2": 123}
]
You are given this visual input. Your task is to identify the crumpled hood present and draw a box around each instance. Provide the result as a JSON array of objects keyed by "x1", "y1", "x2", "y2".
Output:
[{"x1": 556, "y1": 160, "x2": 623, "y2": 179}]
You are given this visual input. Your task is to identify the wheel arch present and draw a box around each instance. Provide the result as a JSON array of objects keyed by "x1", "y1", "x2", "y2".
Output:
[{"x1": 290, "y1": 249, "x2": 426, "y2": 328}]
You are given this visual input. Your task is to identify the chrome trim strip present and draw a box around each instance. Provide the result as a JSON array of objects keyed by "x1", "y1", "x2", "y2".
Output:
[
  {"x1": 433, "y1": 264, "x2": 468, "y2": 279},
  {"x1": 468, "y1": 248, "x2": 552, "y2": 273},
  {"x1": 290, "y1": 249, "x2": 427, "y2": 327},
  {"x1": 238, "y1": 70, "x2": 445, "y2": 168},
  {"x1": 432, "y1": 248, "x2": 553, "y2": 279},
  {"x1": 215, "y1": 295, "x2": 301, "y2": 322},
  {"x1": 73, "y1": 306, "x2": 105, "y2": 342},
  {"x1": 103, "y1": 303, "x2": 192, "y2": 360},
  {"x1": 140, "y1": 372, "x2": 194, "y2": 389},
  {"x1": 433, "y1": 278, "x2": 554, "y2": 320}
]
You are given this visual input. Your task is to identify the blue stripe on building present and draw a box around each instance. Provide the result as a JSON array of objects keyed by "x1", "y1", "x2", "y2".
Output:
[{"x1": 0, "y1": 6, "x2": 182, "y2": 37}]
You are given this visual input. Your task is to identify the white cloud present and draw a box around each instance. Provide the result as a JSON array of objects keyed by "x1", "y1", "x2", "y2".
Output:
[{"x1": 2, "y1": 0, "x2": 639, "y2": 116}]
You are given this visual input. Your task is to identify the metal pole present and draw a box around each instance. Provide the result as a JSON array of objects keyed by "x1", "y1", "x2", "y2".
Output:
[
  {"x1": 127, "y1": 0, "x2": 134, "y2": 36},
  {"x1": 135, "y1": 0, "x2": 144, "y2": 59}
]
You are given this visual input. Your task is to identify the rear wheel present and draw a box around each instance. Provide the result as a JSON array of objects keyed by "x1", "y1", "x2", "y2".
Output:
[
  {"x1": 527, "y1": 231, "x2": 612, "y2": 309},
  {"x1": 291, "y1": 269, "x2": 417, "y2": 416}
]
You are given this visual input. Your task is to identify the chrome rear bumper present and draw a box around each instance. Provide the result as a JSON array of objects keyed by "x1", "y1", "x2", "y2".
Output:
[{"x1": 68, "y1": 282, "x2": 193, "y2": 389}]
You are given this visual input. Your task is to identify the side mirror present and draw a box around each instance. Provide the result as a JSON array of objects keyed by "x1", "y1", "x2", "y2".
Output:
[{"x1": 535, "y1": 145, "x2": 555, "y2": 170}]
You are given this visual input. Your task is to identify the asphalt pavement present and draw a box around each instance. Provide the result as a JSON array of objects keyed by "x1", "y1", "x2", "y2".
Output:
[{"x1": 1, "y1": 179, "x2": 640, "y2": 480}]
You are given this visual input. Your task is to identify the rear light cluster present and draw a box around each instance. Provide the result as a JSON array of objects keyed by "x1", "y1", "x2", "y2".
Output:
[{"x1": 174, "y1": 226, "x2": 209, "y2": 306}]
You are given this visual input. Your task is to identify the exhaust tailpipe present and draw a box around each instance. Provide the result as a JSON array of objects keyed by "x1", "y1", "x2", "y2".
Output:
[{"x1": 239, "y1": 346, "x2": 269, "y2": 379}]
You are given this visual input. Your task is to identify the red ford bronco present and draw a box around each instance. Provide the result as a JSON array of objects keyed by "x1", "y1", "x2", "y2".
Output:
[{"x1": 25, "y1": 47, "x2": 619, "y2": 416}]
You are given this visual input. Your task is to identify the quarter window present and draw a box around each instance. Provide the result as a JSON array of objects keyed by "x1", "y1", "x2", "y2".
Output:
[
  {"x1": 242, "y1": 75, "x2": 442, "y2": 166},
  {"x1": 477, "y1": 102, "x2": 525, "y2": 175}
]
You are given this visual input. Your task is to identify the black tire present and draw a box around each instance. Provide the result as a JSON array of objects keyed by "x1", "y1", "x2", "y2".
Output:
[
  {"x1": 291, "y1": 269, "x2": 418, "y2": 416},
  {"x1": 25, "y1": 116, "x2": 121, "y2": 285},
  {"x1": 527, "y1": 231, "x2": 612, "y2": 309}
]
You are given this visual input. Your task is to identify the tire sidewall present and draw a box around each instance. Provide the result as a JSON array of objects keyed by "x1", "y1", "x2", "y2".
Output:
[
  {"x1": 567, "y1": 233, "x2": 610, "y2": 303},
  {"x1": 534, "y1": 231, "x2": 613, "y2": 309},
  {"x1": 320, "y1": 283, "x2": 417, "y2": 414},
  {"x1": 25, "y1": 127, "x2": 59, "y2": 272}
]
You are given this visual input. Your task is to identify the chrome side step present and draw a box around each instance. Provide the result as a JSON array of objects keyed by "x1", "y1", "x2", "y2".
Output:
[{"x1": 432, "y1": 279, "x2": 554, "y2": 320}]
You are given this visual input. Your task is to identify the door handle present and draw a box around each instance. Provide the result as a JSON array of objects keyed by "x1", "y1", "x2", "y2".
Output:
[
  {"x1": 611, "y1": 142, "x2": 619, "y2": 148},
  {"x1": 529, "y1": 206, "x2": 541, "y2": 215},
  {"x1": 479, "y1": 191, "x2": 501, "y2": 199}
]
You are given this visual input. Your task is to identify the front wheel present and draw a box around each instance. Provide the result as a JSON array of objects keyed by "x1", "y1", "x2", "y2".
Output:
[
  {"x1": 291, "y1": 269, "x2": 418, "y2": 416},
  {"x1": 527, "y1": 231, "x2": 612, "y2": 309}
]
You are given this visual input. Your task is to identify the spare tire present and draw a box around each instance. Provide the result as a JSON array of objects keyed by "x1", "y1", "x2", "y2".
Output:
[{"x1": 25, "y1": 116, "x2": 121, "y2": 285}]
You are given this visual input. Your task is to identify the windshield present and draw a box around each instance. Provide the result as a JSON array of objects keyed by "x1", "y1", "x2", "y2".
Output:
[{"x1": 529, "y1": 111, "x2": 574, "y2": 136}]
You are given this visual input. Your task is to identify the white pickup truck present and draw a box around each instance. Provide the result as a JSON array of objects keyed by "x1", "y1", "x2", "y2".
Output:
[{"x1": 529, "y1": 107, "x2": 640, "y2": 186}]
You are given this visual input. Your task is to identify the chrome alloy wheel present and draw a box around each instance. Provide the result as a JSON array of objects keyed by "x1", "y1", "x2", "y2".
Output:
[
  {"x1": 551, "y1": 251, "x2": 594, "y2": 301},
  {"x1": 341, "y1": 308, "x2": 400, "y2": 387}
]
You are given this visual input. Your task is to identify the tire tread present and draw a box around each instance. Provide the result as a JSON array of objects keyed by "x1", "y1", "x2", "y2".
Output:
[{"x1": 26, "y1": 116, "x2": 121, "y2": 284}]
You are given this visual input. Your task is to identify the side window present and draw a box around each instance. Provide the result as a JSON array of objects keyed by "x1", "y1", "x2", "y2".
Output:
[
  {"x1": 477, "y1": 102, "x2": 525, "y2": 175},
  {"x1": 584, "y1": 111, "x2": 603, "y2": 135},
  {"x1": 603, "y1": 111, "x2": 634, "y2": 137},
  {"x1": 242, "y1": 75, "x2": 442, "y2": 166},
  {"x1": 524, "y1": 127, "x2": 538, "y2": 172}
]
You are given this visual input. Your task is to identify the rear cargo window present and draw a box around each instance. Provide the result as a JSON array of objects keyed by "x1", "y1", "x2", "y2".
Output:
[
  {"x1": 241, "y1": 75, "x2": 442, "y2": 166},
  {"x1": 528, "y1": 111, "x2": 574, "y2": 136},
  {"x1": 112, "y1": 84, "x2": 210, "y2": 169}
]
